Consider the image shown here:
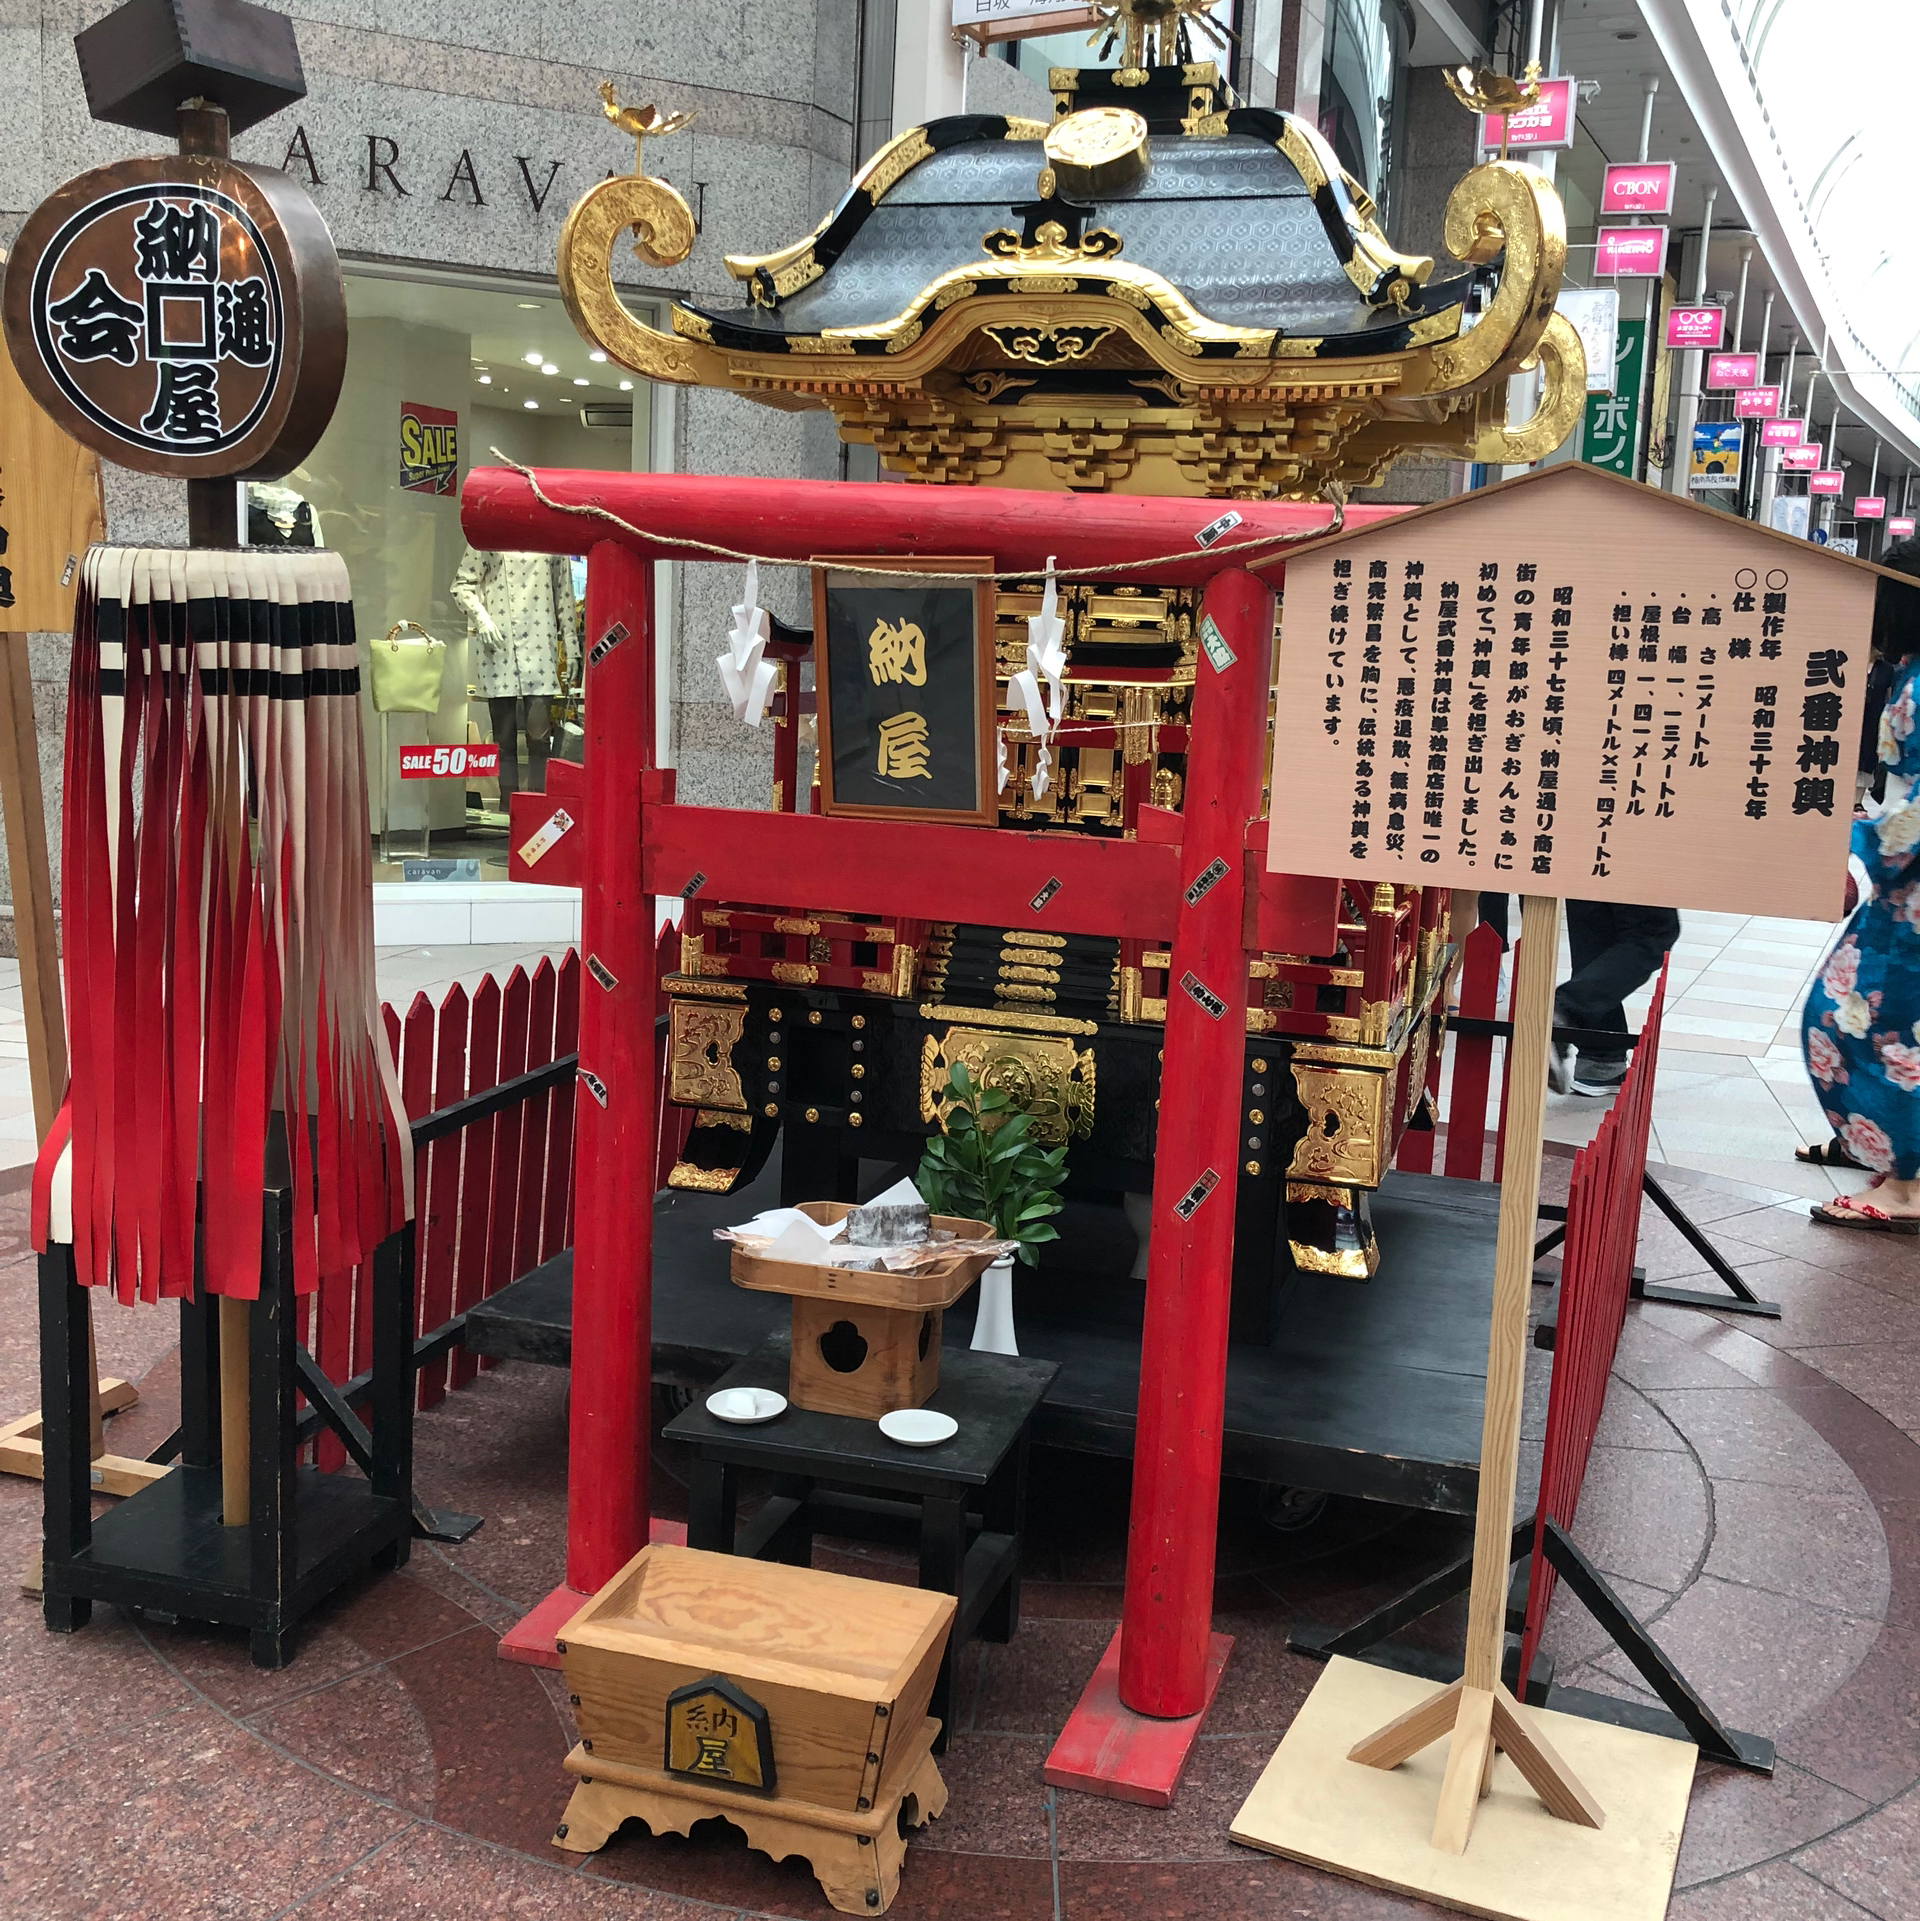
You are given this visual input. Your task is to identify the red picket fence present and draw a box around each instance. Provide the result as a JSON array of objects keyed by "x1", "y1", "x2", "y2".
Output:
[
  {"x1": 1394, "y1": 917, "x2": 1513, "y2": 1180},
  {"x1": 301, "y1": 923, "x2": 688, "y2": 1467},
  {"x1": 1518, "y1": 958, "x2": 1670, "y2": 1679}
]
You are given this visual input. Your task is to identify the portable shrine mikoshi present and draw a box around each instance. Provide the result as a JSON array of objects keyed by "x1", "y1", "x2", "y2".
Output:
[
  {"x1": 479, "y1": 41, "x2": 1594, "y2": 1803},
  {"x1": 6, "y1": 0, "x2": 421, "y2": 1665}
]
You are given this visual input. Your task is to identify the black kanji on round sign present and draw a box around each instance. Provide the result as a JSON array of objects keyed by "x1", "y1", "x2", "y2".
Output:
[{"x1": 2, "y1": 153, "x2": 343, "y2": 480}]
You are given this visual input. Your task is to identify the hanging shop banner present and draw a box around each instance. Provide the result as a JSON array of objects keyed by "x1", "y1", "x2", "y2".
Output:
[
  {"x1": 1734, "y1": 386, "x2": 1782, "y2": 420},
  {"x1": 1761, "y1": 417, "x2": 1805, "y2": 448},
  {"x1": 1706, "y1": 352, "x2": 1759, "y2": 389},
  {"x1": 1600, "y1": 161, "x2": 1677, "y2": 217},
  {"x1": 1690, "y1": 421, "x2": 1743, "y2": 489},
  {"x1": 1855, "y1": 497, "x2": 1886, "y2": 520},
  {"x1": 1810, "y1": 470, "x2": 1845, "y2": 495},
  {"x1": 1557, "y1": 288, "x2": 1620, "y2": 394},
  {"x1": 1783, "y1": 442, "x2": 1824, "y2": 470},
  {"x1": 1, "y1": 154, "x2": 343, "y2": 479},
  {"x1": 1665, "y1": 306, "x2": 1724, "y2": 351},
  {"x1": 1580, "y1": 317, "x2": 1645, "y2": 474},
  {"x1": 398, "y1": 742, "x2": 501, "y2": 779},
  {"x1": 399, "y1": 400, "x2": 458, "y2": 495},
  {"x1": 1266, "y1": 462, "x2": 1879, "y2": 917},
  {"x1": 812, "y1": 555, "x2": 997, "y2": 826},
  {"x1": 1480, "y1": 77, "x2": 1577, "y2": 151},
  {"x1": 1890, "y1": 516, "x2": 1916, "y2": 537},
  {"x1": 1595, "y1": 226, "x2": 1667, "y2": 277}
]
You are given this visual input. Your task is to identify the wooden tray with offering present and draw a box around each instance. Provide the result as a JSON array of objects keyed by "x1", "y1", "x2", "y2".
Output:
[
  {"x1": 726, "y1": 1202, "x2": 1003, "y2": 1418},
  {"x1": 728, "y1": 1201, "x2": 999, "y2": 1312}
]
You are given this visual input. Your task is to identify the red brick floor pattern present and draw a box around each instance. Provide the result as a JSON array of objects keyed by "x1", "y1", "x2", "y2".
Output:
[{"x1": 1, "y1": 1166, "x2": 1917, "y2": 1920}]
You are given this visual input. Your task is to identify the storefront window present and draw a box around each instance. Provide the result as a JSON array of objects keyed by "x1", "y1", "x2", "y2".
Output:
[
  {"x1": 1318, "y1": 0, "x2": 1407, "y2": 223},
  {"x1": 267, "y1": 267, "x2": 656, "y2": 882}
]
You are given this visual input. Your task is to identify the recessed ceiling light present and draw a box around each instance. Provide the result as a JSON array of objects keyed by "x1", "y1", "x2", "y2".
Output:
[
  {"x1": 589, "y1": 350, "x2": 607, "y2": 363},
  {"x1": 619, "y1": 379, "x2": 633, "y2": 391},
  {"x1": 524, "y1": 399, "x2": 539, "y2": 409},
  {"x1": 517, "y1": 301, "x2": 540, "y2": 309},
  {"x1": 1614, "y1": 28, "x2": 1638, "y2": 38},
  {"x1": 524, "y1": 350, "x2": 542, "y2": 364},
  {"x1": 573, "y1": 377, "x2": 589, "y2": 386},
  {"x1": 542, "y1": 362, "x2": 558, "y2": 375},
  {"x1": 478, "y1": 374, "x2": 492, "y2": 384}
]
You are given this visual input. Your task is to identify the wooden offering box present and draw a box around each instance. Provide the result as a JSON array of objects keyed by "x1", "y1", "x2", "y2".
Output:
[
  {"x1": 731, "y1": 1203, "x2": 997, "y2": 1419},
  {"x1": 558, "y1": 1544, "x2": 956, "y2": 1813},
  {"x1": 554, "y1": 1546, "x2": 956, "y2": 1914}
]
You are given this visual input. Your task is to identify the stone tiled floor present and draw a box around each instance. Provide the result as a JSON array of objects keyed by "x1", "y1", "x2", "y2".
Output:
[{"x1": 3, "y1": 1157, "x2": 1918, "y2": 1921}]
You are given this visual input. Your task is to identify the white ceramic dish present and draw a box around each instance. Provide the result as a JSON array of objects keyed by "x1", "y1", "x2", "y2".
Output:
[
  {"x1": 878, "y1": 1408, "x2": 959, "y2": 1448},
  {"x1": 707, "y1": 1386, "x2": 788, "y2": 1424}
]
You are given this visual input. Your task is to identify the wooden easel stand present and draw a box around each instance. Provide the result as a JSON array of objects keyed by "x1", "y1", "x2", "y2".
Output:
[{"x1": 1346, "y1": 895, "x2": 1602, "y2": 1853}]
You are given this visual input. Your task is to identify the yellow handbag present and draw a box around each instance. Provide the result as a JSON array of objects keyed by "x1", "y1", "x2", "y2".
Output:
[{"x1": 368, "y1": 620, "x2": 447, "y2": 715}]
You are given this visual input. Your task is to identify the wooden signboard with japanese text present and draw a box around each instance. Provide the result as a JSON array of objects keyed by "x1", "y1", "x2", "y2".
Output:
[
  {"x1": 812, "y1": 556, "x2": 996, "y2": 827},
  {"x1": 1268, "y1": 463, "x2": 1883, "y2": 920}
]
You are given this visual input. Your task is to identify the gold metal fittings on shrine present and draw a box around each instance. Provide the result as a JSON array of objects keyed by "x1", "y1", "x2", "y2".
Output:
[
  {"x1": 557, "y1": 84, "x2": 702, "y2": 384},
  {"x1": 1043, "y1": 107, "x2": 1151, "y2": 198}
]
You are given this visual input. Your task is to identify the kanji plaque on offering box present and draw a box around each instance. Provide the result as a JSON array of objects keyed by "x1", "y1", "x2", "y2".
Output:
[{"x1": 1269, "y1": 463, "x2": 1882, "y2": 920}]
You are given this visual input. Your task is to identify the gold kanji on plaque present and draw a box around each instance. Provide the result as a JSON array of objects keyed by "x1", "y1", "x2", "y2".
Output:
[
  {"x1": 876, "y1": 711, "x2": 932, "y2": 778},
  {"x1": 867, "y1": 616, "x2": 928, "y2": 686},
  {"x1": 664, "y1": 1675, "x2": 776, "y2": 1792}
]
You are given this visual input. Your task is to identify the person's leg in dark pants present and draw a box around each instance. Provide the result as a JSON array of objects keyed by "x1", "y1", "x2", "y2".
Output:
[
  {"x1": 487, "y1": 695, "x2": 523, "y2": 802},
  {"x1": 1556, "y1": 901, "x2": 1680, "y2": 1091}
]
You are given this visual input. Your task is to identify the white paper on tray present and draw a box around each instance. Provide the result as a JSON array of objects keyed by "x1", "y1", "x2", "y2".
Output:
[
  {"x1": 865, "y1": 1176, "x2": 925, "y2": 1209},
  {"x1": 729, "y1": 1206, "x2": 846, "y2": 1241},
  {"x1": 763, "y1": 1217, "x2": 841, "y2": 1265}
]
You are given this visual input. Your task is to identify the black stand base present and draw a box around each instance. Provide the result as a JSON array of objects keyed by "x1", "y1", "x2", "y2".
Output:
[
  {"x1": 1288, "y1": 1515, "x2": 1774, "y2": 1775},
  {"x1": 40, "y1": 1197, "x2": 423, "y2": 1670}
]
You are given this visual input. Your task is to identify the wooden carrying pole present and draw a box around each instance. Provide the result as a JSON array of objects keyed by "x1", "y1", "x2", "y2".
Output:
[{"x1": 1346, "y1": 895, "x2": 1602, "y2": 1853}]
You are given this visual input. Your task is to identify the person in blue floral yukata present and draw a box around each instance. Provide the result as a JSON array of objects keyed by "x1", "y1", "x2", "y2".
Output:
[{"x1": 1801, "y1": 538, "x2": 1920, "y2": 1232}]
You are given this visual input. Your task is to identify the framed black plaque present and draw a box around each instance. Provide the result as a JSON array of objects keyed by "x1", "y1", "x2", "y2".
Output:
[{"x1": 812, "y1": 555, "x2": 996, "y2": 826}]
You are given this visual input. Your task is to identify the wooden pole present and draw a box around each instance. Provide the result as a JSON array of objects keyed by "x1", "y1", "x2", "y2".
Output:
[{"x1": 1348, "y1": 894, "x2": 1601, "y2": 1853}]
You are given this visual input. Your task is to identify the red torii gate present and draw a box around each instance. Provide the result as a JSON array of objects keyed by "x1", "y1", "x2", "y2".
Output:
[{"x1": 464, "y1": 464, "x2": 1405, "y2": 1797}]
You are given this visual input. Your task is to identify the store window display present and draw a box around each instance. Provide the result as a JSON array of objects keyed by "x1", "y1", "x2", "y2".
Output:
[{"x1": 450, "y1": 546, "x2": 578, "y2": 802}]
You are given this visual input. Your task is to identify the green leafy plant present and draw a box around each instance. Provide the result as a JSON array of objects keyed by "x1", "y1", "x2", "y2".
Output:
[{"x1": 915, "y1": 1061, "x2": 1067, "y2": 1268}]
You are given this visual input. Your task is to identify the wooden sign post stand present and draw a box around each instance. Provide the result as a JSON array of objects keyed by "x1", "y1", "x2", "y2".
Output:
[{"x1": 1344, "y1": 895, "x2": 1601, "y2": 1854}]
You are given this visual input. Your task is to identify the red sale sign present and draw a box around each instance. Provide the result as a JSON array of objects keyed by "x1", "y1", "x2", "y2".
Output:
[
  {"x1": 1601, "y1": 161, "x2": 1676, "y2": 216},
  {"x1": 1666, "y1": 306, "x2": 1725, "y2": 351},
  {"x1": 1810, "y1": 470, "x2": 1845, "y2": 496},
  {"x1": 400, "y1": 743, "x2": 502, "y2": 779},
  {"x1": 1705, "y1": 352, "x2": 1759, "y2": 389},
  {"x1": 1595, "y1": 226, "x2": 1666, "y2": 276},
  {"x1": 1481, "y1": 77, "x2": 1576, "y2": 150},
  {"x1": 1760, "y1": 417, "x2": 1804, "y2": 447},
  {"x1": 1734, "y1": 386, "x2": 1781, "y2": 419},
  {"x1": 1855, "y1": 497, "x2": 1886, "y2": 520}
]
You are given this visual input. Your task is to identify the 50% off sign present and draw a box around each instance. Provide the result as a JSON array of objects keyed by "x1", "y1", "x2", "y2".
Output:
[{"x1": 398, "y1": 742, "x2": 501, "y2": 780}]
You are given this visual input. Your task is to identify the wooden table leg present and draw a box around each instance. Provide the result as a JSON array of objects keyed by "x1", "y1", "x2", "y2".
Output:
[
  {"x1": 919, "y1": 1489, "x2": 968, "y2": 1751},
  {"x1": 687, "y1": 1456, "x2": 737, "y2": 1553}
]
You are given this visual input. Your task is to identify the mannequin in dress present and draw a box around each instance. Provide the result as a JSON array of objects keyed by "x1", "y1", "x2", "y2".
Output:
[{"x1": 449, "y1": 547, "x2": 576, "y2": 800}]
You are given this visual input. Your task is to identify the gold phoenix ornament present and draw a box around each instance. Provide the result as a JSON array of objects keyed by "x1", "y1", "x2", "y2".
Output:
[{"x1": 1086, "y1": 0, "x2": 1232, "y2": 85}]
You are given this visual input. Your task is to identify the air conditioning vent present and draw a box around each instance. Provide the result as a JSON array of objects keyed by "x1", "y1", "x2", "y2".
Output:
[{"x1": 579, "y1": 403, "x2": 635, "y2": 431}]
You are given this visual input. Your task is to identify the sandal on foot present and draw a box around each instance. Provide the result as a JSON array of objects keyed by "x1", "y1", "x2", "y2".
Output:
[
  {"x1": 1796, "y1": 1136, "x2": 1866, "y2": 1170},
  {"x1": 1810, "y1": 1195, "x2": 1920, "y2": 1234}
]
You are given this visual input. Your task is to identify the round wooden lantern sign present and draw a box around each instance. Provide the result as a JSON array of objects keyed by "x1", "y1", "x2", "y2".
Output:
[{"x1": 1, "y1": 154, "x2": 344, "y2": 479}]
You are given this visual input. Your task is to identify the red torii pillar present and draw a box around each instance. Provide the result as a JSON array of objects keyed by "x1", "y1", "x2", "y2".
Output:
[{"x1": 467, "y1": 466, "x2": 1403, "y2": 1798}]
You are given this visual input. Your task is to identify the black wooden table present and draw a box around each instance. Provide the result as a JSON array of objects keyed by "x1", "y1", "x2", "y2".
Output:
[{"x1": 664, "y1": 1342, "x2": 1058, "y2": 1752}]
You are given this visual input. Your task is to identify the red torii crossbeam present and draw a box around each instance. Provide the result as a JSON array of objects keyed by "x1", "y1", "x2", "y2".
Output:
[{"x1": 464, "y1": 465, "x2": 1404, "y2": 1801}]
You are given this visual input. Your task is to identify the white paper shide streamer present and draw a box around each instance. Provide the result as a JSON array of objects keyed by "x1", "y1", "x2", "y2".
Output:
[
  {"x1": 1011, "y1": 557, "x2": 1066, "y2": 798},
  {"x1": 717, "y1": 559, "x2": 776, "y2": 726}
]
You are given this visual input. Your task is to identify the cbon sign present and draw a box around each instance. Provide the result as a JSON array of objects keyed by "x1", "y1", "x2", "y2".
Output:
[
  {"x1": 1666, "y1": 306, "x2": 1725, "y2": 351},
  {"x1": 1601, "y1": 161, "x2": 1677, "y2": 217},
  {"x1": 1706, "y1": 352, "x2": 1759, "y2": 389},
  {"x1": 1596, "y1": 226, "x2": 1667, "y2": 276}
]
